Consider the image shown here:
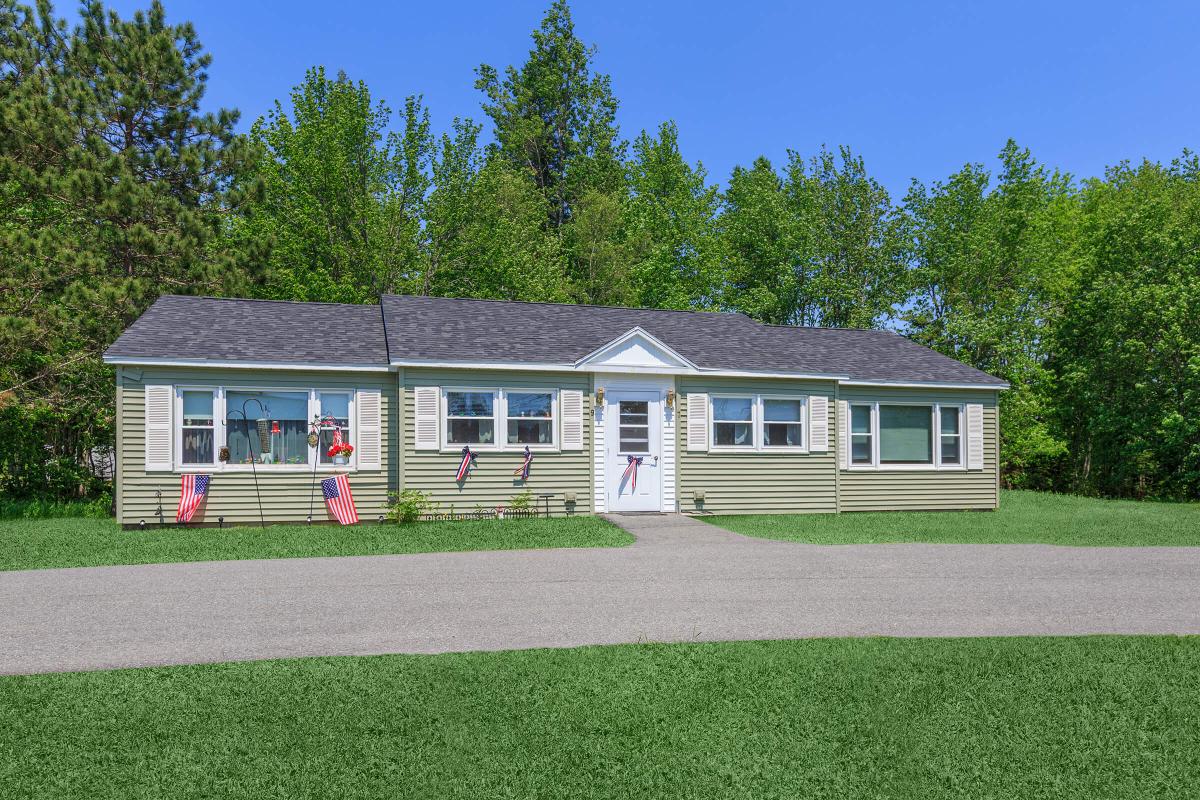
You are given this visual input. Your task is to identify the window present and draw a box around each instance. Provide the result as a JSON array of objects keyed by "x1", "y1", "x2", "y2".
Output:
[
  {"x1": 226, "y1": 390, "x2": 309, "y2": 466},
  {"x1": 446, "y1": 391, "x2": 496, "y2": 445},
  {"x1": 180, "y1": 390, "x2": 215, "y2": 465},
  {"x1": 712, "y1": 397, "x2": 754, "y2": 447},
  {"x1": 846, "y1": 403, "x2": 963, "y2": 470},
  {"x1": 850, "y1": 404, "x2": 873, "y2": 465},
  {"x1": 618, "y1": 400, "x2": 650, "y2": 453},
  {"x1": 318, "y1": 391, "x2": 353, "y2": 465},
  {"x1": 879, "y1": 405, "x2": 933, "y2": 465},
  {"x1": 763, "y1": 399, "x2": 804, "y2": 447},
  {"x1": 507, "y1": 392, "x2": 553, "y2": 445},
  {"x1": 940, "y1": 406, "x2": 962, "y2": 465},
  {"x1": 710, "y1": 394, "x2": 808, "y2": 451}
]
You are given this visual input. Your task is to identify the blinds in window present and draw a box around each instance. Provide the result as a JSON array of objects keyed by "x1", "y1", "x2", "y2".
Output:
[{"x1": 144, "y1": 385, "x2": 173, "y2": 471}]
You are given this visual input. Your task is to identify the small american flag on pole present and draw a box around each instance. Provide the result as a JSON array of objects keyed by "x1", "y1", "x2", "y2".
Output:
[
  {"x1": 176, "y1": 474, "x2": 210, "y2": 523},
  {"x1": 321, "y1": 474, "x2": 359, "y2": 525},
  {"x1": 513, "y1": 446, "x2": 532, "y2": 480}
]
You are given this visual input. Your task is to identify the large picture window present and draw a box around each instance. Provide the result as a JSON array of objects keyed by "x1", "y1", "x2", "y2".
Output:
[
  {"x1": 710, "y1": 394, "x2": 808, "y2": 452},
  {"x1": 226, "y1": 390, "x2": 309, "y2": 466},
  {"x1": 847, "y1": 402, "x2": 963, "y2": 470}
]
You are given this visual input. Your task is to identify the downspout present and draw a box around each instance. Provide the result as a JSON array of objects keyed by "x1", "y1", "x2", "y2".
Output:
[{"x1": 833, "y1": 382, "x2": 841, "y2": 514}]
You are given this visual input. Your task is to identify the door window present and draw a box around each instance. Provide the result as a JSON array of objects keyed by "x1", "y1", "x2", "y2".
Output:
[{"x1": 618, "y1": 400, "x2": 650, "y2": 453}]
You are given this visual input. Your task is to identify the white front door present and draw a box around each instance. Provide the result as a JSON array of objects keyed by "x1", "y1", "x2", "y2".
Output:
[{"x1": 605, "y1": 391, "x2": 662, "y2": 511}]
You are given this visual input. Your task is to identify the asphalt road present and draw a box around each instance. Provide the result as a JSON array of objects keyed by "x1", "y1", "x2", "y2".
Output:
[{"x1": 3, "y1": 514, "x2": 1199, "y2": 675}]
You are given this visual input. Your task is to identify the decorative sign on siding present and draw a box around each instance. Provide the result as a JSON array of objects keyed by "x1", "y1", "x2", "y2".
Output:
[
  {"x1": 561, "y1": 390, "x2": 584, "y2": 450},
  {"x1": 809, "y1": 395, "x2": 829, "y2": 452},
  {"x1": 413, "y1": 387, "x2": 440, "y2": 450},
  {"x1": 686, "y1": 393, "x2": 709, "y2": 451},
  {"x1": 144, "y1": 385, "x2": 173, "y2": 471}
]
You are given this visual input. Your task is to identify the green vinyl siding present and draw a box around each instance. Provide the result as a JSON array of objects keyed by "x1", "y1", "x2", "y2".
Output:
[
  {"x1": 116, "y1": 368, "x2": 397, "y2": 525},
  {"x1": 677, "y1": 377, "x2": 839, "y2": 515},
  {"x1": 401, "y1": 369, "x2": 591, "y2": 517},
  {"x1": 837, "y1": 387, "x2": 1000, "y2": 512}
]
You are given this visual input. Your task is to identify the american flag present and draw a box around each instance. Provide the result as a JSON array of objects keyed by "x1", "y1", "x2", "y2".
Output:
[
  {"x1": 513, "y1": 446, "x2": 532, "y2": 480},
  {"x1": 455, "y1": 446, "x2": 474, "y2": 482},
  {"x1": 321, "y1": 474, "x2": 359, "y2": 525},
  {"x1": 176, "y1": 474, "x2": 210, "y2": 523}
]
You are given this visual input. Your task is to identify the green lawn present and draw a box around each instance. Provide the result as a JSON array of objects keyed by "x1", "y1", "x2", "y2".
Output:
[
  {"x1": 2, "y1": 636, "x2": 1197, "y2": 799},
  {"x1": 0, "y1": 516, "x2": 631, "y2": 572},
  {"x1": 702, "y1": 490, "x2": 1200, "y2": 546}
]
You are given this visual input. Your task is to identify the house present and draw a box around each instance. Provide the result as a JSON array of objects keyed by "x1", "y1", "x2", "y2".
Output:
[{"x1": 103, "y1": 294, "x2": 1008, "y2": 525}]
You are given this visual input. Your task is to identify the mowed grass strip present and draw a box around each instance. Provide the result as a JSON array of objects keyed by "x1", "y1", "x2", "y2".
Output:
[
  {"x1": 2, "y1": 637, "x2": 1198, "y2": 799},
  {"x1": 0, "y1": 516, "x2": 631, "y2": 572},
  {"x1": 702, "y1": 490, "x2": 1200, "y2": 546}
]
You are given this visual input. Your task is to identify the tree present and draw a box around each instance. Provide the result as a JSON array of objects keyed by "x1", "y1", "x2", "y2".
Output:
[
  {"x1": 622, "y1": 122, "x2": 722, "y2": 309},
  {"x1": 242, "y1": 67, "x2": 433, "y2": 302},
  {"x1": 0, "y1": 0, "x2": 263, "y2": 499},
  {"x1": 1054, "y1": 155, "x2": 1200, "y2": 498},
  {"x1": 475, "y1": 0, "x2": 623, "y2": 230},
  {"x1": 900, "y1": 141, "x2": 1078, "y2": 484}
]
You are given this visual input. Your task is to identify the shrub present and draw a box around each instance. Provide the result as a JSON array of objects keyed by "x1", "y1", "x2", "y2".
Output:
[{"x1": 388, "y1": 489, "x2": 432, "y2": 524}]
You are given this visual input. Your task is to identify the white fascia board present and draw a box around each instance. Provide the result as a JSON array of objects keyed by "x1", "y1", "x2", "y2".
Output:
[
  {"x1": 573, "y1": 326, "x2": 699, "y2": 371},
  {"x1": 103, "y1": 356, "x2": 393, "y2": 373},
  {"x1": 839, "y1": 379, "x2": 1010, "y2": 390}
]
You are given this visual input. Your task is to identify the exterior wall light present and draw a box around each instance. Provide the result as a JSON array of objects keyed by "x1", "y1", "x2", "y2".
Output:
[
  {"x1": 595, "y1": 387, "x2": 605, "y2": 406},
  {"x1": 666, "y1": 388, "x2": 676, "y2": 409}
]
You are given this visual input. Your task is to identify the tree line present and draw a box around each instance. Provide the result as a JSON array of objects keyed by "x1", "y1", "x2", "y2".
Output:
[{"x1": 1, "y1": 0, "x2": 1197, "y2": 502}]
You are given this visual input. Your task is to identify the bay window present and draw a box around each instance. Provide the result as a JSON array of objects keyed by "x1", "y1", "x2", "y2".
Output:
[
  {"x1": 442, "y1": 388, "x2": 558, "y2": 450},
  {"x1": 710, "y1": 394, "x2": 808, "y2": 452},
  {"x1": 846, "y1": 402, "x2": 963, "y2": 469}
]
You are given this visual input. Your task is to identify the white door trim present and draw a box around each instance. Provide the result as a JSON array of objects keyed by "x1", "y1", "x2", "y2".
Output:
[{"x1": 593, "y1": 376, "x2": 674, "y2": 513}]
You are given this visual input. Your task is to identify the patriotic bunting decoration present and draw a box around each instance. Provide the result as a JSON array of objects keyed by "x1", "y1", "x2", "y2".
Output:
[
  {"x1": 513, "y1": 446, "x2": 533, "y2": 480},
  {"x1": 321, "y1": 474, "x2": 359, "y2": 525},
  {"x1": 176, "y1": 473, "x2": 210, "y2": 523},
  {"x1": 621, "y1": 455, "x2": 643, "y2": 492},
  {"x1": 455, "y1": 446, "x2": 475, "y2": 482}
]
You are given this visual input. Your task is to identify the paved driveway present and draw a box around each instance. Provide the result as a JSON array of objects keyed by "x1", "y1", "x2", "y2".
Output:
[{"x1": 3, "y1": 514, "x2": 1200, "y2": 675}]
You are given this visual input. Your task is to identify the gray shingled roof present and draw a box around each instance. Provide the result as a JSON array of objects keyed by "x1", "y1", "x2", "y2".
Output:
[
  {"x1": 104, "y1": 295, "x2": 388, "y2": 366},
  {"x1": 104, "y1": 294, "x2": 1006, "y2": 386},
  {"x1": 380, "y1": 295, "x2": 1005, "y2": 385}
]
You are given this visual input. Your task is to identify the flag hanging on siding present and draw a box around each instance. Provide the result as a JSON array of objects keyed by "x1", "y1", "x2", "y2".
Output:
[
  {"x1": 513, "y1": 446, "x2": 532, "y2": 480},
  {"x1": 321, "y1": 474, "x2": 359, "y2": 525},
  {"x1": 176, "y1": 474, "x2": 210, "y2": 523},
  {"x1": 455, "y1": 446, "x2": 474, "y2": 482}
]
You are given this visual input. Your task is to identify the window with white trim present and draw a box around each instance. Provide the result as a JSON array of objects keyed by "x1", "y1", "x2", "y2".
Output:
[
  {"x1": 846, "y1": 402, "x2": 963, "y2": 469},
  {"x1": 710, "y1": 394, "x2": 808, "y2": 452},
  {"x1": 180, "y1": 390, "x2": 216, "y2": 465},
  {"x1": 317, "y1": 391, "x2": 353, "y2": 464},
  {"x1": 442, "y1": 388, "x2": 558, "y2": 450}
]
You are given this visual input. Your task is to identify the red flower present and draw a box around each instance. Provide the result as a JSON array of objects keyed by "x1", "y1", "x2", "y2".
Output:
[{"x1": 327, "y1": 443, "x2": 354, "y2": 458}]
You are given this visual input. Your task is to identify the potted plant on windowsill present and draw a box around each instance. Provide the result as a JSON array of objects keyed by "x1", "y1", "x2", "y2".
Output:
[{"x1": 327, "y1": 442, "x2": 354, "y2": 466}]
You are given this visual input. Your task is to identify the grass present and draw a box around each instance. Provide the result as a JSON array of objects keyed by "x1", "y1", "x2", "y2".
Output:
[
  {"x1": 702, "y1": 490, "x2": 1200, "y2": 547},
  {"x1": 0, "y1": 515, "x2": 631, "y2": 572},
  {"x1": 1, "y1": 636, "x2": 1197, "y2": 798}
]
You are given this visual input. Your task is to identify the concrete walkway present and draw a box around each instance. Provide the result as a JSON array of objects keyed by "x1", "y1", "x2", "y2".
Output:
[{"x1": 3, "y1": 514, "x2": 1200, "y2": 675}]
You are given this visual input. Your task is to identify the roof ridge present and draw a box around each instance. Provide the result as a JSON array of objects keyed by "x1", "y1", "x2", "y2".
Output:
[
  {"x1": 162, "y1": 294, "x2": 380, "y2": 309},
  {"x1": 383, "y1": 293, "x2": 754, "y2": 320},
  {"x1": 759, "y1": 322, "x2": 902, "y2": 334}
]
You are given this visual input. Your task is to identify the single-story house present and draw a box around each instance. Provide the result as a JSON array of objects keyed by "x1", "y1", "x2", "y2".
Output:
[{"x1": 103, "y1": 294, "x2": 1008, "y2": 525}]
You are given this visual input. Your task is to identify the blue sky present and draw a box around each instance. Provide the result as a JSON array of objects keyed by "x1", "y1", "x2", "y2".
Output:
[{"x1": 105, "y1": 0, "x2": 1200, "y2": 197}]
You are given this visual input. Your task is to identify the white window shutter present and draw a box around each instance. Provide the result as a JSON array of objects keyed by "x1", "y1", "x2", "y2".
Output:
[
  {"x1": 837, "y1": 400, "x2": 849, "y2": 469},
  {"x1": 686, "y1": 393, "x2": 709, "y2": 451},
  {"x1": 561, "y1": 390, "x2": 584, "y2": 450},
  {"x1": 966, "y1": 403, "x2": 985, "y2": 470},
  {"x1": 809, "y1": 396, "x2": 829, "y2": 452},
  {"x1": 355, "y1": 389, "x2": 382, "y2": 470},
  {"x1": 144, "y1": 385, "x2": 173, "y2": 472},
  {"x1": 413, "y1": 387, "x2": 440, "y2": 450}
]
